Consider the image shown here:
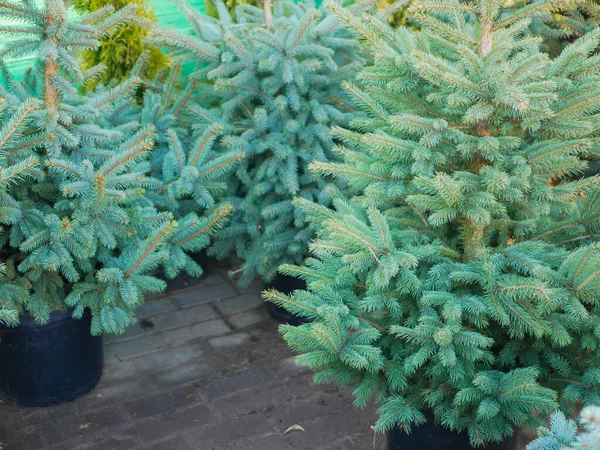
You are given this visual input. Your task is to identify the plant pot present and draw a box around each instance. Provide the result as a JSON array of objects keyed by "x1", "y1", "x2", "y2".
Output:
[
  {"x1": 0, "y1": 309, "x2": 103, "y2": 407},
  {"x1": 265, "y1": 273, "x2": 311, "y2": 326},
  {"x1": 387, "y1": 417, "x2": 516, "y2": 450},
  {"x1": 190, "y1": 249, "x2": 213, "y2": 276},
  {"x1": 163, "y1": 250, "x2": 215, "y2": 291}
]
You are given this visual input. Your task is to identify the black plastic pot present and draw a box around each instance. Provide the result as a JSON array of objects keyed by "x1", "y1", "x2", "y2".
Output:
[
  {"x1": 163, "y1": 250, "x2": 215, "y2": 291},
  {"x1": 265, "y1": 273, "x2": 310, "y2": 326},
  {"x1": 387, "y1": 418, "x2": 515, "y2": 450},
  {"x1": 0, "y1": 309, "x2": 103, "y2": 407},
  {"x1": 190, "y1": 249, "x2": 213, "y2": 276}
]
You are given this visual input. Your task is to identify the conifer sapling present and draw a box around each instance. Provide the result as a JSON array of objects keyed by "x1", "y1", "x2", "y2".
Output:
[
  {"x1": 149, "y1": 0, "x2": 371, "y2": 287},
  {"x1": 527, "y1": 406, "x2": 600, "y2": 449},
  {"x1": 0, "y1": 0, "x2": 231, "y2": 334},
  {"x1": 265, "y1": 0, "x2": 600, "y2": 446},
  {"x1": 72, "y1": 0, "x2": 169, "y2": 90}
]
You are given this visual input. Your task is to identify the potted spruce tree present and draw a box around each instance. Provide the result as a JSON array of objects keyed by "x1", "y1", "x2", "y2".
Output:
[
  {"x1": 139, "y1": 66, "x2": 245, "y2": 281},
  {"x1": 0, "y1": 0, "x2": 232, "y2": 406},
  {"x1": 149, "y1": 0, "x2": 370, "y2": 323},
  {"x1": 265, "y1": 0, "x2": 600, "y2": 448}
]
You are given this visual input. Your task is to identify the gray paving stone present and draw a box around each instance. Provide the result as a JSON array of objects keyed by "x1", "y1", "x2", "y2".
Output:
[
  {"x1": 104, "y1": 334, "x2": 164, "y2": 362},
  {"x1": 43, "y1": 405, "x2": 127, "y2": 447},
  {"x1": 84, "y1": 437, "x2": 139, "y2": 450},
  {"x1": 19, "y1": 407, "x2": 52, "y2": 425},
  {"x1": 204, "y1": 366, "x2": 271, "y2": 398},
  {"x1": 266, "y1": 398, "x2": 334, "y2": 427},
  {"x1": 160, "y1": 319, "x2": 230, "y2": 345},
  {"x1": 209, "y1": 332, "x2": 250, "y2": 349},
  {"x1": 102, "y1": 360, "x2": 138, "y2": 382},
  {"x1": 287, "y1": 373, "x2": 341, "y2": 400},
  {"x1": 276, "y1": 355, "x2": 310, "y2": 378},
  {"x1": 135, "y1": 403, "x2": 215, "y2": 443},
  {"x1": 124, "y1": 385, "x2": 198, "y2": 419},
  {"x1": 215, "y1": 383, "x2": 292, "y2": 417},
  {"x1": 0, "y1": 284, "x2": 386, "y2": 450},
  {"x1": 151, "y1": 304, "x2": 219, "y2": 330},
  {"x1": 282, "y1": 415, "x2": 353, "y2": 449},
  {"x1": 80, "y1": 379, "x2": 148, "y2": 408},
  {"x1": 173, "y1": 282, "x2": 237, "y2": 308},
  {"x1": 75, "y1": 428, "x2": 140, "y2": 450},
  {"x1": 282, "y1": 407, "x2": 376, "y2": 449},
  {"x1": 332, "y1": 431, "x2": 383, "y2": 450},
  {"x1": 228, "y1": 309, "x2": 267, "y2": 329},
  {"x1": 184, "y1": 414, "x2": 274, "y2": 448},
  {"x1": 214, "y1": 292, "x2": 265, "y2": 316},
  {"x1": 0, "y1": 426, "x2": 44, "y2": 450},
  {"x1": 151, "y1": 359, "x2": 219, "y2": 387},
  {"x1": 137, "y1": 298, "x2": 179, "y2": 318},
  {"x1": 242, "y1": 434, "x2": 293, "y2": 450},
  {"x1": 136, "y1": 344, "x2": 200, "y2": 373},
  {"x1": 164, "y1": 271, "x2": 227, "y2": 294},
  {"x1": 142, "y1": 436, "x2": 193, "y2": 450}
]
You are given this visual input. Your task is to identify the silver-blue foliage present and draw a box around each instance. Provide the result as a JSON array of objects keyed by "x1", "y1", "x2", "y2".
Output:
[{"x1": 0, "y1": 0, "x2": 234, "y2": 334}]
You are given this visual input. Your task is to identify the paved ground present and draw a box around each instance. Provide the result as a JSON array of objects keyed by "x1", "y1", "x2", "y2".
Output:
[{"x1": 0, "y1": 262, "x2": 382, "y2": 450}]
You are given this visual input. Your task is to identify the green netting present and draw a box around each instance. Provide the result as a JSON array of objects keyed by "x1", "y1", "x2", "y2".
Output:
[
  {"x1": 150, "y1": 0, "x2": 205, "y2": 27},
  {"x1": 1, "y1": 0, "x2": 205, "y2": 81}
]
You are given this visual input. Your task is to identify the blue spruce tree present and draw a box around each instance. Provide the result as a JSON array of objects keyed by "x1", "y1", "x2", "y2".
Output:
[
  {"x1": 148, "y1": 0, "x2": 372, "y2": 287},
  {"x1": 265, "y1": 0, "x2": 600, "y2": 446},
  {"x1": 528, "y1": 406, "x2": 600, "y2": 450},
  {"x1": 0, "y1": 0, "x2": 231, "y2": 334},
  {"x1": 136, "y1": 64, "x2": 244, "y2": 279}
]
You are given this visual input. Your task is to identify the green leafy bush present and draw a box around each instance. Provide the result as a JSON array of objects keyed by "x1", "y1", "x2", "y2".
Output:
[{"x1": 266, "y1": 0, "x2": 600, "y2": 446}]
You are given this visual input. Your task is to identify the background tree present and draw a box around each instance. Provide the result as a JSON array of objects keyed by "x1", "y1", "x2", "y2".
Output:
[
  {"x1": 149, "y1": 0, "x2": 372, "y2": 287},
  {"x1": 266, "y1": 0, "x2": 600, "y2": 446},
  {"x1": 137, "y1": 65, "x2": 244, "y2": 278},
  {"x1": 72, "y1": 0, "x2": 169, "y2": 89}
]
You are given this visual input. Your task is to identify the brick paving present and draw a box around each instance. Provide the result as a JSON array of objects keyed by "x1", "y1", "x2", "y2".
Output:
[{"x1": 0, "y1": 263, "x2": 382, "y2": 450}]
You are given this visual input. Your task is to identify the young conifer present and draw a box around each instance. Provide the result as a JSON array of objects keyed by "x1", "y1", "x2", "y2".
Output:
[
  {"x1": 527, "y1": 406, "x2": 600, "y2": 449},
  {"x1": 72, "y1": 0, "x2": 169, "y2": 90},
  {"x1": 137, "y1": 66, "x2": 244, "y2": 278},
  {"x1": 149, "y1": 0, "x2": 372, "y2": 287},
  {"x1": 530, "y1": 0, "x2": 600, "y2": 55},
  {"x1": 0, "y1": 0, "x2": 230, "y2": 334},
  {"x1": 265, "y1": 0, "x2": 600, "y2": 446}
]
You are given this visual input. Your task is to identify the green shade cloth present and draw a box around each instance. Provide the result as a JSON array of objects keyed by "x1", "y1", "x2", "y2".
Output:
[{"x1": 1, "y1": 0, "x2": 205, "y2": 80}]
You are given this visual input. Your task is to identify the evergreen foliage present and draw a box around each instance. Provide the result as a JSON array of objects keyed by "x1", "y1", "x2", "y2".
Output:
[
  {"x1": 531, "y1": 0, "x2": 600, "y2": 55},
  {"x1": 527, "y1": 406, "x2": 600, "y2": 449},
  {"x1": 529, "y1": 0, "x2": 600, "y2": 175},
  {"x1": 149, "y1": 0, "x2": 371, "y2": 287},
  {"x1": 204, "y1": 0, "x2": 263, "y2": 19},
  {"x1": 72, "y1": 0, "x2": 169, "y2": 89},
  {"x1": 0, "y1": 0, "x2": 231, "y2": 334},
  {"x1": 266, "y1": 0, "x2": 600, "y2": 446},
  {"x1": 136, "y1": 66, "x2": 244, "y2": 279}
]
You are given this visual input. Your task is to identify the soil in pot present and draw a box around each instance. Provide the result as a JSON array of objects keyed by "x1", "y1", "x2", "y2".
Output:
[
  {"x1": 0, "y1": 309, "x2": 103, "y2": 407},
  {"x1": 387, "y1": 416, "x2": 517, "y2": 450},
  {"x1": 265, "y1": 273, "x2": 311, "y2": 326}
]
